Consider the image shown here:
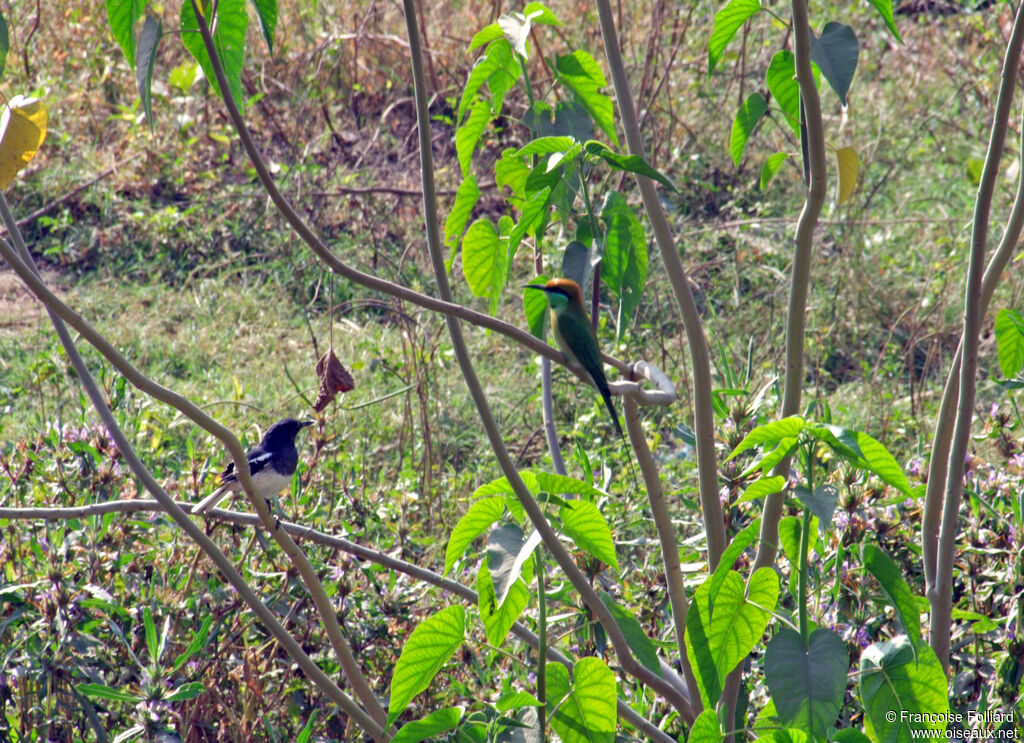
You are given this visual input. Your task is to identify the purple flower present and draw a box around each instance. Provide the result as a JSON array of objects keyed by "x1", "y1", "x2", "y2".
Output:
[{"x1": 856, "y1": 625, "x2": 870, "y2": 648}]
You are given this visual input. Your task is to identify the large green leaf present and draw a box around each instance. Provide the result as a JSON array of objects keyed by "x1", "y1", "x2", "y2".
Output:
[
  {"x1": 486, "y1": 523, "x2": 540, "y2": 607},
  {"x1": 730, "y1": 93, "x2": 767, "y2": 167},
  {"x1": 598, "y1": 593, "x2": 661, "y2": 676},
  {"x1": 583, "y1": 140, "x2": 676, "y2": 192},
  {"x1": 760, "y1": 150, "x2": 790, "y2": 188},
  {"x1": 995, "y1": 308, "x2": 1024, "y2": 378},
  {"x1": 708, "y1": 0, "x2": 761, "y2": 77},
  {"x1": 523, "y1": 2, "x2": 562, "y2": 26},
  {"x1": 506, "y1": 186, "x2": 551, "y2": 270},
  {"x1": 535, "y1": 471, "x2": 603, "y2": 499},
  {"x1": 485, "y1": 39, "x2": 521, "y2": 115},
  {"x1": 516, "y1": 135, "x2": 576, "y2": 158},
  {"x1": 459, "y1": 41, "x2": 504, "y2": 120},
  {"x1": 387, "y1": 606, "x2": 466, "y2": 729},
  {"x1": 766, "y1": 51, "x2": 800, "y2": 136},
  {"x1": 814, "y1": 424, "x2": 910, "y2": 494},
  {"x1": 555, "y1": 51, "x2": 617, "y2": 146},
  {"x1": 739, "y1": 436, "x2": 799, "y2": 478},
  {"x1": 548, "y1": 657, "x2": 617, "y2": 743},
  {"x1": 864, "y1": 0, "x2": 902, "y2": 42},
  {"x1": 444, "y1": 495, "x2": 504, "y2": 576},
  {"x1": 809, "y1": 22, "x2": 859, "y2": 107},
  {"x1": 860, "y1": 637, "x2": 948, "y2": 743},
  {"x1": 599, "y1": 191, "x2": 648, "y2": 334},
  {"x1": 477, "y1": 559, "x2": 529, "y2": 646},
  {"x1": 861, "y1": 544, "x2": 922, "y2": 648},
  {"x1": 445, "y1": 174, "x2": 480, "y2": 258},
  {"x1": 496, "y1": 147, "x2": 529, "y2": 204},
  {"x1": 737, "y1": 476, "x2": 786, "y2": 504},
  {"x1": 462, "y1": 218, "x2": 505, "y2": 314},
  {"x1": 686, "y1": 568, "x2": 779, "y2": 706},
  {"x1": 727, "y1": 416, "x2": 806, "y2": 461},
  {"x1": 391, "y1": 707, "x2": 464, "y2": 743},
  {"x1": 778, "y1": 515, "x2": 819, "y2": 575},
  {"x1": 560, "y1": 500, "x2": 618, "y2": 571},
  {"x1": 708, "y1": 518, "x2": 762, "y2": 599},
  {"x1": 469, "y1": 23, "x2": 503, "y2": 52},
  {"x1": 180, "y1": 0, "x2": 247, "y2": 108},
  {"x1": 249, "y1": 0, "x2": 277, "y2": 53},
  {"x1": 106, "y1": 0, "x2": 147, "y2": 71},
  {"x1": 688, "y1": 709, "x2": 724, "y2": 743},
  {"x1": 764, "y1": 628, "x2": 848, "y2": 737},
  {"x1": 456, "y1": 98, "x2": 491, "y2": 176}
]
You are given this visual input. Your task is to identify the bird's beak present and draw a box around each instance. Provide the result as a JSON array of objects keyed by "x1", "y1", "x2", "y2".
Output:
[
  {"x1": 523, "y1": 284, "x2": 546, "y2": 292},
  {"x1": 299, "y1": 420, "x2": 314, "y2": 428}
]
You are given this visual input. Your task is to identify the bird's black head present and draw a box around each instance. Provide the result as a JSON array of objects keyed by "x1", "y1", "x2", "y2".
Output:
[{"x1": 262, "y1": 418, "x2": 314, "y2": 448}]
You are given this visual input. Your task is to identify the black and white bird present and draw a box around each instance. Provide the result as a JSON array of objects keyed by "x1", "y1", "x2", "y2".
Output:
[{"x1": 191, "y1": 418, "x2": 313, "y2": 515}]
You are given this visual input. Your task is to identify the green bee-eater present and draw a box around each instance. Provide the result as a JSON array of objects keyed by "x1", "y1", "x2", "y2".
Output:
[{"x1": 525, "y1": 278, "x2": 624, "y2": 440}]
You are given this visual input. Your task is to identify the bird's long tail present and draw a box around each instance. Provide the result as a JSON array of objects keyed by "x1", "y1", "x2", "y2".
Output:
[{"x1": 597, "y1": 381, "x2": 639, "y2": 487}]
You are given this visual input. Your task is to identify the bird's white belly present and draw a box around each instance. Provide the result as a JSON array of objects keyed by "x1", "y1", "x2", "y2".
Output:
[{"x1": 250, "y1": 468, "x2": 292, "y2": 499}]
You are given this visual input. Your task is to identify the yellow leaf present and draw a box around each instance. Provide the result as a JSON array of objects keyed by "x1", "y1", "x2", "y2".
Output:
[
  {"x1": 835, "y1": 146, "x2": 858, "y2": 205},
  {"x1": 0, "y1": 96, "x2": 46, "y2": 189}
]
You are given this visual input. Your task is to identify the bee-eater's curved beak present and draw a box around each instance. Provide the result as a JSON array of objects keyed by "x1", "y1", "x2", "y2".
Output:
[{"x1": 523, "y1": 284, "x2": 547, "y2": 292}]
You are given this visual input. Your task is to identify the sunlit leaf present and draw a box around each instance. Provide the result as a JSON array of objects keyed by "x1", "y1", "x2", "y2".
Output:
[
  {"x1": 469, "y1": 23, "x2": 503, "y2": 53},
  {"x1": 860, "y1": 638, "x2": 948, "y2": 743},
  {"x1": 737, "y1": 475, "x2": 786, "y2": 504},
  {"x1": 708, "y1": 0, "x2": 761, "y2": 77},
  {"x1": 555, "y1": 51, "x2": 617, "y2": 146},
  {"x1": 164, "y1": 681, "x2": 206, "y2": 701},
  {"x1": 865, "y1": 0, "x2": 902, "y2": 43},
  {"x1": 686, "y1": 568, "x2": 779, "y2": 707},
  {"x1": 455, "y1": 98, "x2": 490, "y2": 175},
  {"x1": 836, "y1": 146, "x2": 858, "y2": 204},
  {"x1": 548, "y1": 657, "x2": 617, "y2": 743},
  {"x1": 444, "y1": 495, "x2": 504, "y2": 576},
  {"x1": 386, "y1": 606, "x2": 466, "y2": 729},
  {"x1": 561, "y1": 500, "x2": 618, "y2": 571},
  {"x1": 180, "y1": 0, "x2": 247, "y2": 109},
  {"x1": 727, "y1": 416, "x2": 806, "y2": 461},
  {"x1": 761, "y1": 151, "x2": 789, "y2": 190},
  {"x1": 730, "y1": 93, "x2": 767, "y2": 167},
  {"x1": 445, "y1": 174, "x2": 479, "y2": 253},
  {"x1": 688, "y1": 709, "x2": 725, "y2": 743},
  {"x1": 995, "y1": 308, "x2": 1024, "y2": 378},
  {"x1": 600, "y1": 191, "x2": 647, "y2": 333},
  {"x1": 462, "y1": 217, "x2": 505, "y2": 313},
  {"x1": 249, "y1": 0, "x2": 277, "y2": 53},
  {"x1": 523, "y1": 2, "x2": 561, "y2": 26},
  {"x1": 766, "y1": 51, "x2": 800, "y2": 136},
  {"x1": 0, "y1": 96, "x2": 47, "y2": 189},
  {"x1": 391, "y1": 707, "x2": 464, "y2": 743},
  {"x1": 106, "y1": 0, "x2": 147, "y2": 71}
]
